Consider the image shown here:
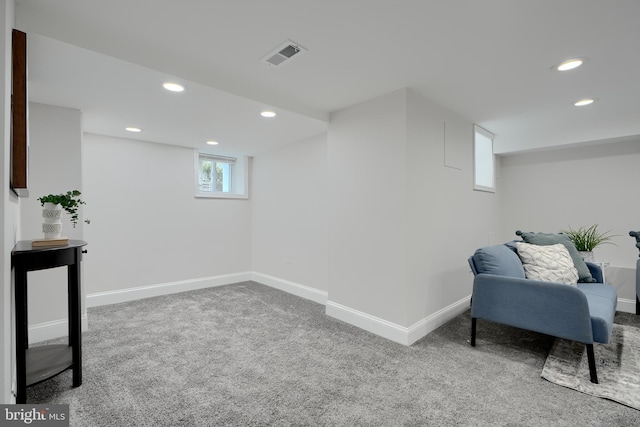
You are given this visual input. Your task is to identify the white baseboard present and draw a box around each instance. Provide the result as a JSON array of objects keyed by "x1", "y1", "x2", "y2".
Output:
[
  {"x1": 326, "y1": 296, "x2": 471, "y2": 346},
  {"x1": 29, "y1": 272, "x2": 251, "y2": 343},
  {"x1": 29, "y1": 314, "x2": 89, "y2": 344},
  {"x1": 30, "y1": 268, "x2": 634, "y2": 352},
  {"x1": 86, "y1": 272, "x2": 252, "y2": 308},
  {"x1": 617, "y1": 298, "x2": 636, "y2": 314},
  {"x1": 325, "y1": 301, "x2": 409, "y2": 345},
  {"x1": 35, "y1": 271, "x2": 475, "y2": 348},
  {"x1": 406, "y1": 296, "x2": 471, "y2": 344},
  {"x1": 251, "y1": 272, "x2": 328, "y2": 305}
]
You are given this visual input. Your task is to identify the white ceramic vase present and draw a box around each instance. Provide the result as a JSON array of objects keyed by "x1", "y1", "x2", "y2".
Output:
[{"x1": 42, "y1": 202, "x2": 63, "y2": 239}]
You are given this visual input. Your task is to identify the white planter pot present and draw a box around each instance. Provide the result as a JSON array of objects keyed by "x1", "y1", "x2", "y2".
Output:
[
  {"x1": 42, "y1": 203, "x2": 63, "y2": 239},
  {"x1": 579, "y1": 251, "x2": 595, "y2": 262}
]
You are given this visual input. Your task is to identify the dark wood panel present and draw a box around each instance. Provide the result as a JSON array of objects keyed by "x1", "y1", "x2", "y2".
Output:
[{"x1": 11, "y1": 29, "x2": 28, "y2": 197}]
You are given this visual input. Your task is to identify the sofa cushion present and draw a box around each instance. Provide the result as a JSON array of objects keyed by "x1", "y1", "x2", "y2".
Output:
[
  {"x1": 515, "y1": 230, "x2": 594, "y2": 283},
  {"x1": 473, "y1": 244, "x2": 526, "y2": 278},
  {"x1": 516, "y1": 242, "x2": 579, "y2": 285}
]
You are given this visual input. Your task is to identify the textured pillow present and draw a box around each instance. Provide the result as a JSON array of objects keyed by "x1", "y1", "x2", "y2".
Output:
[
  {"x1": 515, "y1": 242, "x2": 579, "y2": 285},
  {"x1": 515, "y1": 230, "x2": 594, "y2": 283},
  {"x1": 472, "y1": 244, "x2": 526, "y2": 278}
]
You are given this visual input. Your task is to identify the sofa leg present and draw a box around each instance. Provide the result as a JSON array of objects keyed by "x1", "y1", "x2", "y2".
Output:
[
  {"x1": 586, "y1": 344, "x2": 598, "y2": 384},
  {"x1": 470, "y1": 318, "x2": 477, "y2": 347},
  {"x1": 636, "y1": 295, "x2": 639, "y2": 315}
]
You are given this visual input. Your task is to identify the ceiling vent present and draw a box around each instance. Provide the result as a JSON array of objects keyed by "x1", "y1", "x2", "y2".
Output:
[{"x1": 262, "y1": 40, "x2": 306, "y2": 67}]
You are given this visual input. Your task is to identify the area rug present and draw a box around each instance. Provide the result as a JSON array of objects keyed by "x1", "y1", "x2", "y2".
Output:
[{"x1": 541, "y1": 323, "x2": 640, "y2": 410}]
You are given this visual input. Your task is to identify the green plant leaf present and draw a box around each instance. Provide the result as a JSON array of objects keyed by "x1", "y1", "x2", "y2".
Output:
[
  {"x1": 560, "y1": 224, "x2": 617, "y2": 251},
  {"x1": 38, "y1": 190, "x2": 86, "y2": 227}
]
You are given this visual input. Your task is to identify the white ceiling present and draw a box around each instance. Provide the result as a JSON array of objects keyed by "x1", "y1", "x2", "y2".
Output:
[
  {"x1": 15, "y1": 0, "x2": 640, "y2": 155},
  {"x1": 25, "y1": 34, "x2": 328, "y2": 156}
]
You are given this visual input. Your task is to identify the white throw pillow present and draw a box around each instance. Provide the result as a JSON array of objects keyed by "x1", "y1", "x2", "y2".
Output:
[{"x1": 515, "y1": 242, "x2": 579, "y2": 285}]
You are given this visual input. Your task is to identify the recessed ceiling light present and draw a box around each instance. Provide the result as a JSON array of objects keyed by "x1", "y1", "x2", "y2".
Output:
[
  {"x1": 162, "y1": 82, "x2": 185, "y2": 92},
  {"x1": 206, "y1": 140, "x2": 219, "y2": 145},
  {"x1": 125, "y1": 127, "x2": 142, "y2": 132},
  {"x1": 574, "y1": 98, "x2": 596, "y2": 107},
  {"x1": 553, "y1": 57, "x2": 588, "y2": 71},
  {"x1": 260, "y1": 110, "x2": 276, "y2": 118}
]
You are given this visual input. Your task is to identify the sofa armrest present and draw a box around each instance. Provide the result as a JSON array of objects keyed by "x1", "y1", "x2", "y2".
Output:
[
  {"x1": 636, "y1": 259, "x2": 640, "y2": 315},
  {"x1": 585, "y1": 262, "x2": 603, "y2": 283},
  {"x1": 637, "y1": 259, "x2": 640, "y2": 297},
  {"x1": 471, "y1": 274, "x2": 594, "y2": 343}
]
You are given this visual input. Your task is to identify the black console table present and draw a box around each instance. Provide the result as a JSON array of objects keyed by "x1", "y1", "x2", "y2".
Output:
[{"x1": 12, "y1": 240, "x2": 87, "y2": 403}]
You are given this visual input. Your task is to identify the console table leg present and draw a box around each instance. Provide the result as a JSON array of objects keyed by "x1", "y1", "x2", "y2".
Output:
[
  {"x1": 68, "y1": 256, "x2": 82, "y2": 387},
  {"x1": 15, "y1": 268, "x2": 27, "y2": 403}
]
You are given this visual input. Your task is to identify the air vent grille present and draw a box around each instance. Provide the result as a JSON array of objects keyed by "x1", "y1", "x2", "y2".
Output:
[{"x1": 262, "y1": 40, "x2": 306, "y2": 67}]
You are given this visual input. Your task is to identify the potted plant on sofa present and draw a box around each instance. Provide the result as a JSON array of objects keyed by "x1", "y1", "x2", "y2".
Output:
[
  {"x1": 37, "y1": 190, "x2": 85, "y2": 239},
  {"x1": 561, "y1": 224, "x2": 616, "y2": 261}
]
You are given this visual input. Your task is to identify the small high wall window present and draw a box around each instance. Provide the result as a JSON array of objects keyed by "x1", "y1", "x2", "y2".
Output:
[
  {"x1": 195, "y1": 151, "x2": 249, "y2": 199},
  {"x1": 473, "y1": 125, "x2": 495, "y2": 193}
]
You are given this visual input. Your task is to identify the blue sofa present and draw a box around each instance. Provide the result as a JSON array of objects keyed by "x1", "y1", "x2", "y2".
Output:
[
  {"x1": 637, "y1": 259, "x2": 640, "y2": 315},
  {"x1": 629, "y1": 231, "x2": 640, "y2": 314},
  {"x1": 468, "y1": 242, "x2": 617, "y2": 383}
]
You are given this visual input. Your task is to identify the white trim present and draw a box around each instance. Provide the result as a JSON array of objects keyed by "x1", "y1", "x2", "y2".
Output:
[
  {"x1": 194, "y1": 150, "x2": 250, "y2": 199},
  {"x1": 76, "y1": 270, "x2": 476, "y2": 348},
  {"x1": 251, "y1": 272, "x2": 328, "y2": 305},
  {"x1": 473, "y1": 124, "x2": 496, "y2": 193},
  {"x1": 406, "y1": 296, "x2": 471, "y2": 344},
  {"x1": 617, "y1": 298, "x2": 636, "y2": 314},
  {"x1": 326, "y1": 300, "x2": 409, "y2": 344},
  {"x1": 198, "y1": 153, "x2": 237, "y2": 164},
  {"x1": 86, "y1": 272, "x2": 252, "y2": 308},
  {"x1": 194, "y1": 192, "x2": 248, "y2": 199},
  {"x1": 28, "y1": 314, "x2": 89, "y2": 344},
  {"x1": 326, "y1": 295, "x2": 471, "y2": 346}
]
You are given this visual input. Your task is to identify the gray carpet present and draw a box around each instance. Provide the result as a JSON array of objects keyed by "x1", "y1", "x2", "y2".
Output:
[
  {"x1": 27, "y1": 281, "x2": 640, "y2": 426},
  {"x1": 542, "y1": 323, "x2": 640, "y2": 410}
]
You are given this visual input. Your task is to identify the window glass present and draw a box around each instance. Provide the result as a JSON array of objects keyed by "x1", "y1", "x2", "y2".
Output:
[
  {"x1": 473, "y1": 125, "x2": 495, "y2": 192},
  {"x1": 198, "y1": 155, "x2": 234, "y2": 193},
  {"x1": 195, "y1": 151, "x2": 249, "y2": 199}
]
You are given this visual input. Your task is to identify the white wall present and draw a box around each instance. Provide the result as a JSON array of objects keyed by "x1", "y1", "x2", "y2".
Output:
[
  {"x1": 82, "y1": 134, "x2": 252, "y2": 302},
  {"x1": 20, "y1": 102, "x2": 83, "y2": 327},
  {"x1": 406, "y1": 90, "x2": 501, "y2": 326},
  {"x1": 327, "y1": 89, "x2": 409, "y2": 327},
  {"x1": 500, "y1": 139, "x2": 640, "y2": 308},
  {"x1": 251, "y1": 133, "x2": 328, "y2": 294},
  {"x1": 1, "y1": 0, "x2": 17, "y2": 404},
  {"x1": 21, "y1": 88, "x2": 500, "y2": 351},
  {"x1": 326, "y1": 88, "x2": 501, "y2": 343}
]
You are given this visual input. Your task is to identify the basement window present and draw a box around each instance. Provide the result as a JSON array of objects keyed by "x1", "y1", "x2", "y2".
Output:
[
  {"x1": 194, "y1": 151, "x2": 249, "y2": 199},
  {"x1": 473, "y1": 125, "x2": 495, "y2": 193}
]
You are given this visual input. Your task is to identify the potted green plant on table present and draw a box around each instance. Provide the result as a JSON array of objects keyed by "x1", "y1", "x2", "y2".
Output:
[
  {"x1": 37, "y1": 190, "x2": 85, "y2": 240},
  {"x1": 561, "y1": 224, "x2": 616, "y2": 261}
]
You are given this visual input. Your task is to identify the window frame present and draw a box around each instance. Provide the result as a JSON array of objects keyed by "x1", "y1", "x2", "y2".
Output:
[
  {"x1": 473, "y1": 125, "x2": 496, "y2": 193},
  {"x1": 194, "y1": 151, "x2": 249, "y2": 199}
]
